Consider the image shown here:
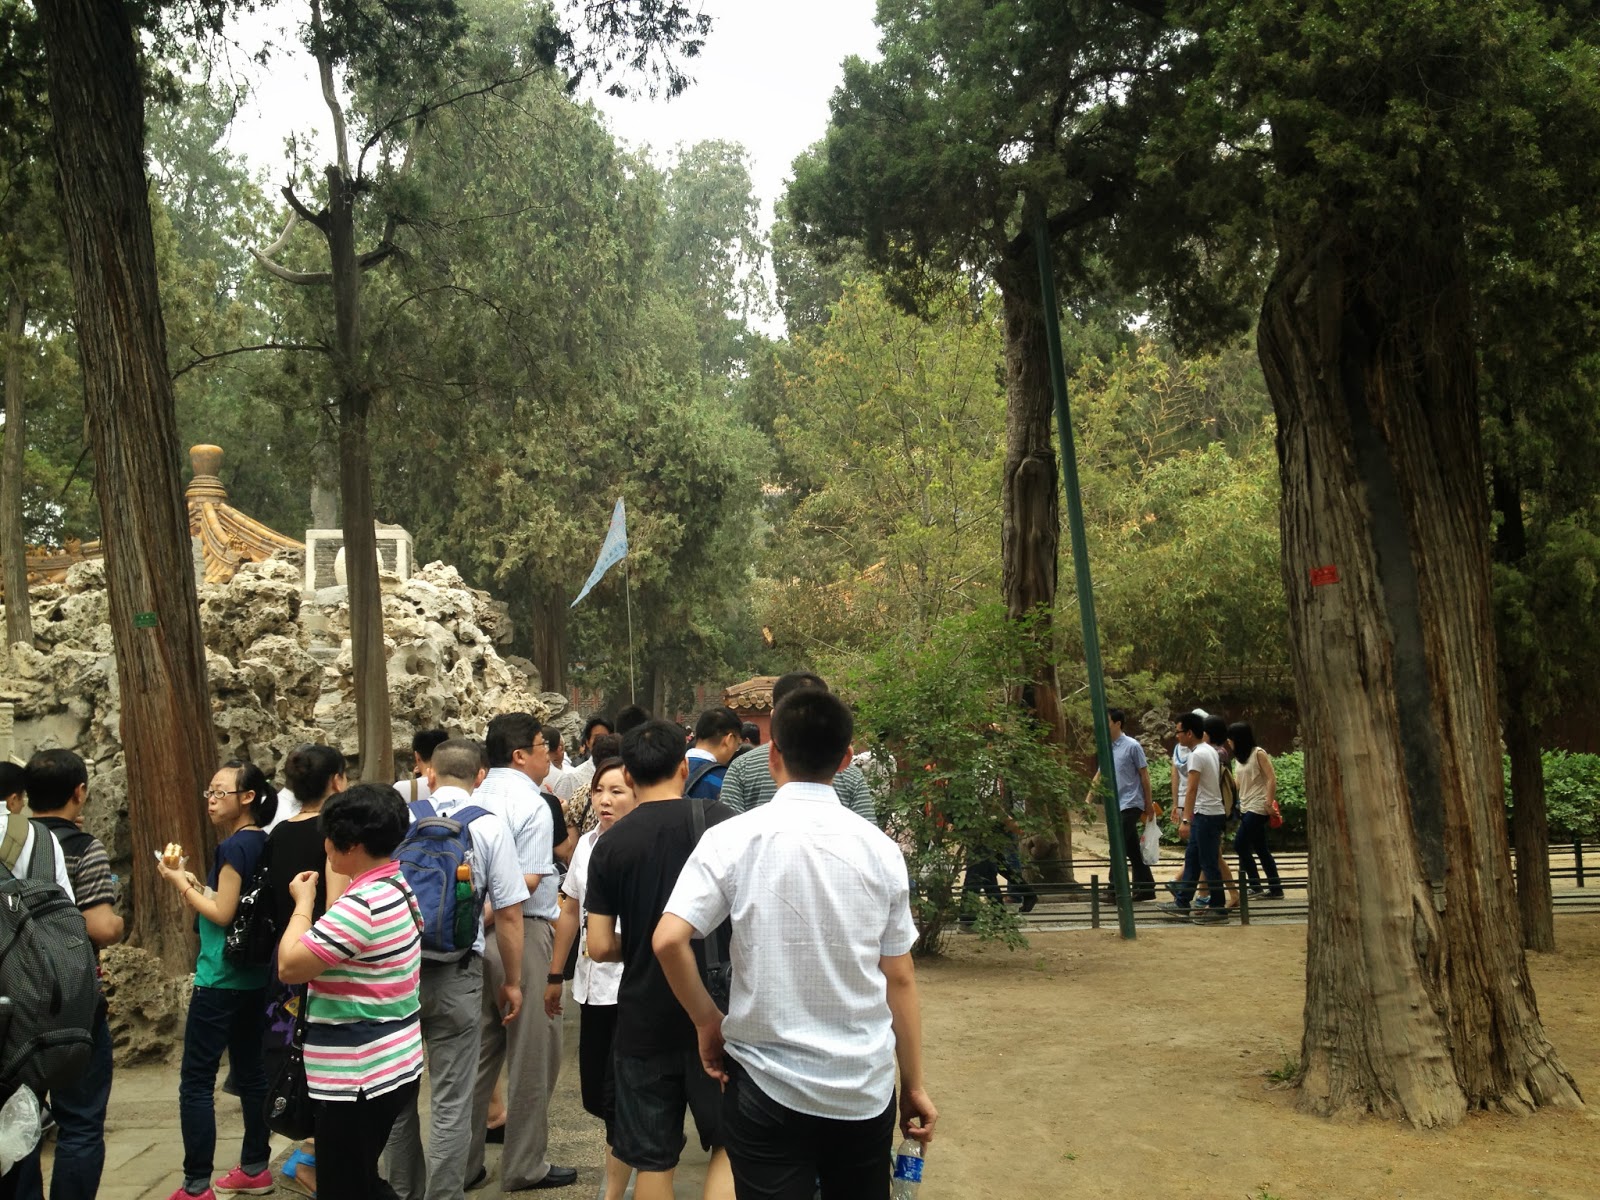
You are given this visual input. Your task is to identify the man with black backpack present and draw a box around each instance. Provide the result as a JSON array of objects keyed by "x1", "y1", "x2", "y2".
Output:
[
  {"x1": 0, "y1": 751, "x2": 98, "y2": 1200},
  {"x1": 10, "y1": 750, "x2": 122, "y2": 1200},
  {"x1": 585, "y1": 720, "x2": 737, "y2": 1200},
  {"x1": 386, "y1": 738, "x2": 528, "y2": 1200},
  {"x1": 684, "y1": 709, "x2": 741, "y2": 802}
]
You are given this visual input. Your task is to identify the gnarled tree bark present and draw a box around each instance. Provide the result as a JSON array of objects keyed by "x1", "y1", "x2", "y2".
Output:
[
  {"x1": 35, "y1": 0, "x2": 216, "y2": 969},
  {"x1": 997, "y1": 257, "x2": 1073, "y2": 881},
  {"x1": 1259, "y1": 233, "x2": 1580, "y2": 1125}
]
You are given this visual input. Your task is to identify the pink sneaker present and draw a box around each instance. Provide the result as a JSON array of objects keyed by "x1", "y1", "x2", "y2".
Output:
[
  {"x1": 214, "y1": 1167, "x2": 274, "y2": 1194},
  {"x1": 166, "y1": 1190, "x2": 216, "y2": 1200}
]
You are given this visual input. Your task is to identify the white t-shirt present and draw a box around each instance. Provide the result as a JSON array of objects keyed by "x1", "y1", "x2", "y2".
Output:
[
  {"x1": 561, "y1": 830, "x2": 621, "y2": 1007},
  {"x1": 393, "y1": 775, "x2": 432, "y2": 807},
  {"x1": 1184, "y1": 742, "x2": 1224, "y2": 817},
  {"x1": 11, "y1": 822, "x2": 75, "y2": 900},
  {"x1": 414, "y1": 785, "x2": 529, "y2": 954},
  {"x1": 665, "y1": 781, "x2": 919, "y2": 1121}
]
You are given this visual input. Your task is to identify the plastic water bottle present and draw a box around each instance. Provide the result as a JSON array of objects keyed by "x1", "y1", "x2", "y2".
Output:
[{"x1": 891, "y1": 1138, "x2": 924, "y2": 1198}]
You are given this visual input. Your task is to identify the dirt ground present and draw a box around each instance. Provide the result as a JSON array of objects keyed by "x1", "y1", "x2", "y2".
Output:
[{"x1": 916, "y1": 914, "x2": 1600, "y2": 1200}]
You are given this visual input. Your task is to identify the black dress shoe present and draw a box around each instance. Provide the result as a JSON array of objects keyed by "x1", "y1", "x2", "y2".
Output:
[
  {"x1": 466, "y1": 1166, "x2": 490, "y2": 1191},
  {"x1": 525, "y1": 1166, "x2": 579, "y2": 1189}
]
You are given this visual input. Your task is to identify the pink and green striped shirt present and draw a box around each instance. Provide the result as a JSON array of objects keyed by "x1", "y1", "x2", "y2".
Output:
[{"x1": 301, "y1": 863, "x2": 424, "y2": 1100}]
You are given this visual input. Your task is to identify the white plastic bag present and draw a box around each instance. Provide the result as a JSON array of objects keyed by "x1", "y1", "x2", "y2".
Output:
[
  {"x1": 0, "y1": 1084, "x2": 42, "y2": 1174},
  {"x1": 1139, "y1": 816, "x2": 1162, "y2": 866}
]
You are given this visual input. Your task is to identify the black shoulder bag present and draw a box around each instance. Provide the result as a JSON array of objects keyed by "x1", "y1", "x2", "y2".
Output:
[
  {"x1": 265, "y1": 993, "x2": 315, "y2": 1140},
  {"x1": 688, "y1": 797, "x2": 731, "y2": 1012}
]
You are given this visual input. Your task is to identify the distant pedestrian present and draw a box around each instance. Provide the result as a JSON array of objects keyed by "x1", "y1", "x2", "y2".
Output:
[
  {"x1": 394, "y1": 729, "x2": 449, "y2": 808},
  {"x1": 154, "y1": 761, "x2": 277, "y2": 1199},
  {"x1": 718, "y1": 673, "x2": 876, "y2": 822},
  {"x1": 1228, "y1": 723, "x2": 1284, "y2": 899},
  {"x1": 1158, "y1": 715, "x2": 1229, "y2": 923},
  {"x1": 1091, "y1": 708, "x2": 1156, "y2": 902},
  {"x1": 686, "y1": 708, "x2": 742, "y2": 801}
]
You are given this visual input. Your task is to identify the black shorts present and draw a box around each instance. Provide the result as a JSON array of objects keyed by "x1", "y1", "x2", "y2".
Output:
[
  {"x1": 611, "y1": 1047, "x2": 723, "y2": 1172},
  {"x1": 578, "y1": 1003, "x2": 618, "y2": 1140}
]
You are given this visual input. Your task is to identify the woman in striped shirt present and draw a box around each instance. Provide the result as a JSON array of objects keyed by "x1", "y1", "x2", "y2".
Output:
[{"x1": 277, "y1": 783, "x2": 424, "y2": 1199}]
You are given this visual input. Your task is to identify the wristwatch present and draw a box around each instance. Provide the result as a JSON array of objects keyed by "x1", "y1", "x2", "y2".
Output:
[{"x1": 546, "y1": 973, "x2": 564, "y2": 985}]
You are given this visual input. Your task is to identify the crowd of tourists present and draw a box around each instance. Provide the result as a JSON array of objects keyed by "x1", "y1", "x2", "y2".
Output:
[{"x1": 0, "y1": 671, "x2": 937, "y2": 1200}]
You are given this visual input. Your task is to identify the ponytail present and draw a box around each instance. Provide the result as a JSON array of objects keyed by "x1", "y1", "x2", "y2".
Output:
[{"x1": 224, "y1": 760, "x2": 278, "y2": 828}]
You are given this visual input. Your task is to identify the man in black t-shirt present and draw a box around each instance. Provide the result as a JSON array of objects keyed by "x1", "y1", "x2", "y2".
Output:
[{"x1": 586, "y1": 720, "x2": 736, "y2": 1200}]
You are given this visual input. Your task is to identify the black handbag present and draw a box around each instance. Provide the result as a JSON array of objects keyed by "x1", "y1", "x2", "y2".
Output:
[
  {"x1": 688, "y1": 797, "x2": 732, "y2": 1012},
  {"x1": 224, "y1": 844, "x2": 277, "y2": 967},
  {"x1": 265, "y1": 995, "x2": 315, "y2": 1140}
]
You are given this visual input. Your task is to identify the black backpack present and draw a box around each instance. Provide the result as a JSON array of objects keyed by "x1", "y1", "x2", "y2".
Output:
[{"x1": 0, "y1": 813, "x2": 100, "y2": 1103}]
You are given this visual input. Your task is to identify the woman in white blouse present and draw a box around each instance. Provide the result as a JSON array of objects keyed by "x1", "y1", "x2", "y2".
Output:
[{"x1": 543, "y1": 757, "x2": 638, "y2": 1200}]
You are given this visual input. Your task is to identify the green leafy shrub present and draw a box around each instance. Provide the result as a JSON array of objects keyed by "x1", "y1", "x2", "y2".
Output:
[
  {"x1": 1504, "y1": 751, "x2": 1600, "y2": 841},
  {"x1": 839, "y1": 606, "x2": 1085, "y2": 956}
]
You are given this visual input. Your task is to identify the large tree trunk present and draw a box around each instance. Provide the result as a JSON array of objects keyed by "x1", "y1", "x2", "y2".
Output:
[
  {"x1": 997, "y1": 260, "x2": 1073, "y2": 881},
  {"x1": 35, "y1": 0, "x2": 215, "y2": 970},
  {"x1": 527, "y1": 588, "x2": 568, "y2": 692},
  {"x1": 2, "y1": 290, "x2": 32, "y2": 648},
  {"x1": 1258, "y1": 235, "x2": 1580, "y2": 1126},
  {"x1": 327, "y1": 164, "x2": 394, "y2": 783}
]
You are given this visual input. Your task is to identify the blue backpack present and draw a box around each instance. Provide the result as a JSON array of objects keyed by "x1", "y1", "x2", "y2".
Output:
[{"x1": 397, "y1": 800, "x2": 490, "y2": 961}]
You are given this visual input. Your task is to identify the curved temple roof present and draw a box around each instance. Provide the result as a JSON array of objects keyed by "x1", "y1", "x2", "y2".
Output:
[{"x1": 5, "y1": 444, "x2": 303, "y2": 594}]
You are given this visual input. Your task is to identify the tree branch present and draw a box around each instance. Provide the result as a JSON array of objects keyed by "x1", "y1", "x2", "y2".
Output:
[
  {"x1": 281, "y1": 187, "x2": 330, "y2": 233},
  {"x1": 171, "y1": 341, "x2": 327, "y2": 381},
  {"x1": 356, "y1": 67, "x2": 546, "y2": 178},
  {"x1": 250, "y1": 250, "x2": 334, "y2": 286}
]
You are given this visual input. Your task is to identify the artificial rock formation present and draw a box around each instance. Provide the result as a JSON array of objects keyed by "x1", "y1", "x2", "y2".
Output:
[{"x1": 0, "y1": 552, "x2": 579, "y2": 873}]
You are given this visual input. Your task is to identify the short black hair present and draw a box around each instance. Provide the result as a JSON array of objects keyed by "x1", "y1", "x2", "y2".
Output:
[
  {"x1": 1176, "y1": 712, "x2": 1205, "y2": 737},
  {"x1": 23, "y1": 749, "x2": 88, "y2": 813},
  {"x1": 1107, "y1": 707, "x2": 1126, "y2": 726},
  {"x1": 540, "y1": 725, "x2": 564, "y2": 757},
  {"x1": 433, "y1": 738, "x2": 485, "y2": 783},
  {"x1": 284, "y1": 743, "x2": 346, "y2": 804},
  {"x1": 581, "y1": 716, "x2": 614, "y2": 745},
  {"x1": 771, "y1": 671, "x2": 828, "y2": 708},
  {"x1": 621, "y1": 719, "x2": 688, "y2": 787},
  {"x1": 320, "y1": 783, "x2": 410, "y2": 857},
  {"x1": 412, "y1": 729, "x2": 449, "y2": 761},
  {"x1": 587, "y1": 733, "x2": 621, "y2": 768},
  {"x1": 740, "y1": 722, "x2": 761, "y2": 745},
  {"x1": 486, "y1": 713, "x2": 540, "y2": 769},
  {"x1": 224, "y1": 761, "x2": 278, "y2": 828},
  {"x1": 614, "y1": 705, "x2": 651, "y2": 735},
  {"x1": 1203, "y1": 714, "x2": 1228, "y2": 746},
  {"x1": 0, "y1": 762, "x2": 24, "y2": 801},
  {"x1": 590, "y1": 756, "x2": 627, "y2": 791},
  {"x1": 771, "y1": 690, "x2": 853, "y2": 784},
  {"x1": 694, "y1": 707, "x2": 742, "y2": 743}
]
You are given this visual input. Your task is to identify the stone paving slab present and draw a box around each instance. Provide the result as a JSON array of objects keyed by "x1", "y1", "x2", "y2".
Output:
[{"x1": 37, "y1": 1008, "x2": 712, "y2": 1199}]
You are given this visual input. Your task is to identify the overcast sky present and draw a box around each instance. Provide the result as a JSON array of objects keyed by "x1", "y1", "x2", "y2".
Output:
[{"x1": 226, "y1": 3, "x2": 882, "y2": 232}]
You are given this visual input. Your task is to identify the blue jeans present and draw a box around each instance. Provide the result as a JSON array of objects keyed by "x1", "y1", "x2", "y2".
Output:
[
  {"x1": 1173, "y1": 814, "x2": 1228, "y2": 909},
  {"x1": 179, "y1": 986, "x2": 270, "y2": 1192},
  {"x1": 9, "y1": 1009, "x2": 114, "y2": 1200}
]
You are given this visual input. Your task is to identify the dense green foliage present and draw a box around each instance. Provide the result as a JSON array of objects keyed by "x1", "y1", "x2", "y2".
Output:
[{"x1": 842, "y1": 606, "x2": 1085, "y2": 955}]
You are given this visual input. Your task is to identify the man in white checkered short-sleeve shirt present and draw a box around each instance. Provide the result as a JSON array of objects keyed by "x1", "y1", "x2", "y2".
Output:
[{"x1": 655, "y1": 687, "x2": 939, "y2": 1200}]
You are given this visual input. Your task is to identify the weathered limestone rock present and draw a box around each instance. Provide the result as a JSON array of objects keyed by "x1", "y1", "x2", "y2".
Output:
[{"x1": 100, "y1": 945, "x2": 191, "y2": 1067}]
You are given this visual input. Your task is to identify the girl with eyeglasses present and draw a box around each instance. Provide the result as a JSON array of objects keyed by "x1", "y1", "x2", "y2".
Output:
[{"x1": 153, "y1": 761, "x2": 277, "y2": 1200}]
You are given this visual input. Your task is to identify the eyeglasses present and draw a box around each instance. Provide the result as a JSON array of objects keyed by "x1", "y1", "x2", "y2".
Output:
[
  {"x1": 522, "y1": 741, "x2": 548, "y2": 753},
  {"x1": 203, "y1": 788, "x2": 245, "y2": 800}
]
